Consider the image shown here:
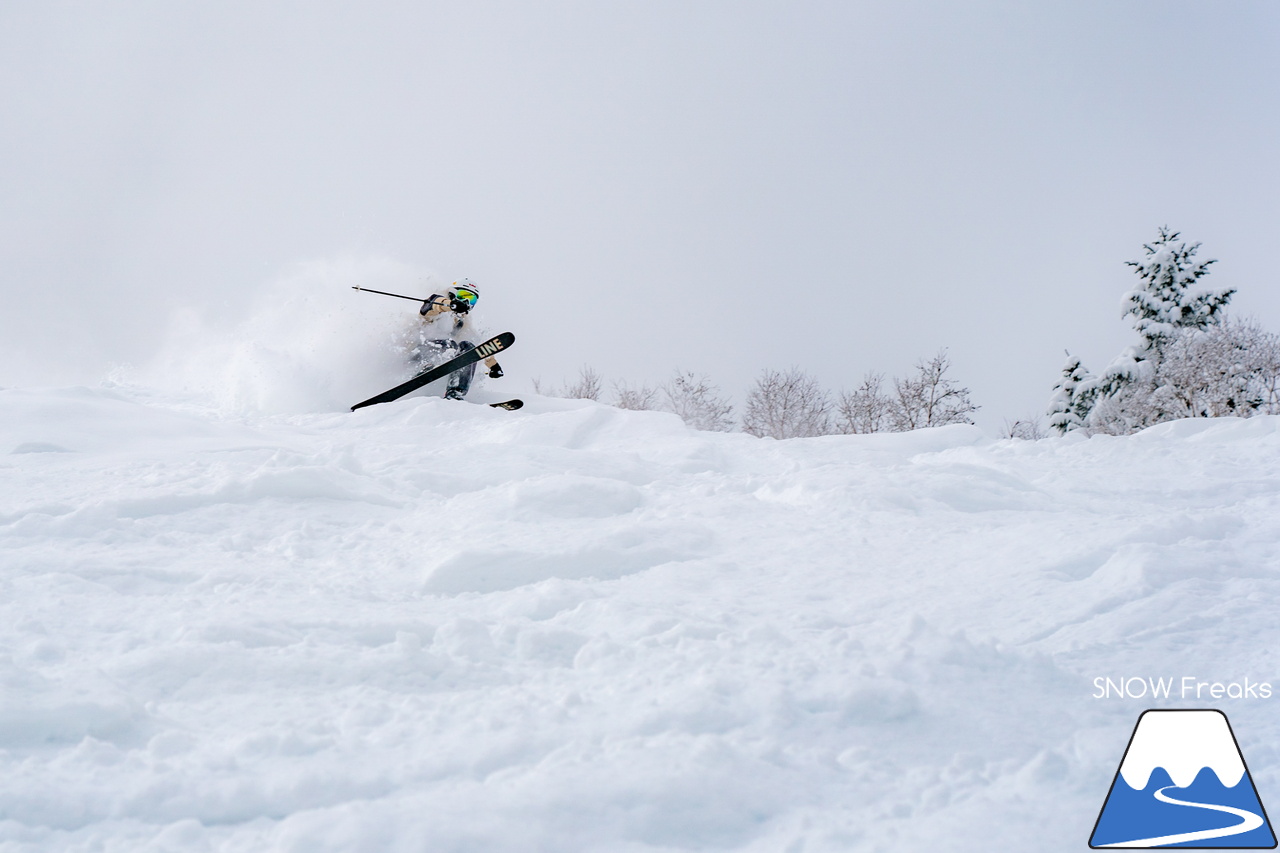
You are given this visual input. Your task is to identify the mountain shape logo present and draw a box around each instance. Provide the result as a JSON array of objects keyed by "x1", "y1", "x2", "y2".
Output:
[{"x1": 1091, "y1": 709, "x2": 1276, "y2": 848}]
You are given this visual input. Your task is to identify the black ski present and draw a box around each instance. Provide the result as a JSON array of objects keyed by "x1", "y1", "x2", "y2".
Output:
[
  {"x1": 490, "y1": 399, "x2": 523, "y2": 410},
  {"x1": 352, "y1": 332, "x2": 516, "y2": 411}
]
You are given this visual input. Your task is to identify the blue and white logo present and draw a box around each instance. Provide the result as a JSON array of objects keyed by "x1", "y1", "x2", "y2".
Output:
[{"x1": 1091, "y1": 709, "x2": 1276, "y2": 848}]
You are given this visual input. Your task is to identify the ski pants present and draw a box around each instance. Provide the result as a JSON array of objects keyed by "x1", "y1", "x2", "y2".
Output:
[{"x1": 411, "y1": 338, "x2": 476, "y2": 396}]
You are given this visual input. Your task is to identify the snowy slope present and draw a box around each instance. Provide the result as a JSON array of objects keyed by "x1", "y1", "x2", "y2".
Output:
[{"x1": 2, "y1": 384, "x2": 1280, "y2": 852}]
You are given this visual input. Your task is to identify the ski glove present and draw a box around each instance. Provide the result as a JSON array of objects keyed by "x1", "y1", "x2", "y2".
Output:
[{"x1": 488, "y1": 364, "x2": 504, "y2": 379}]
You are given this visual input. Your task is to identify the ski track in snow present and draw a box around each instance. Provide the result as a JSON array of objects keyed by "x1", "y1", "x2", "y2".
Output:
[{"x1": 2, "y1": 385, "x2": 1280, "y2": 852}]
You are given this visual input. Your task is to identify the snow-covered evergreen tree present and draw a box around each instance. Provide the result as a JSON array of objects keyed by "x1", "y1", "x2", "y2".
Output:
[
  {"x1": 1122, "y1": 227, "x2": 1232, "y2": 352},
  {"x1": 1096, "y1": 228, "x2": 1231, "y2": 400},
  {"x1": 1048, "y1": 228, "x2": 1241, "y2": 434},
  {"x1": 1047, "y1": 353, "x2": 1095, "y2": 435},
  {"x1": 1090, "y1": 228, "x2": 1234, "y2": 429}
]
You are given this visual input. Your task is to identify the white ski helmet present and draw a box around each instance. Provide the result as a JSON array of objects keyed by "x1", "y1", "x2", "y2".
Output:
[{"x1": 450, "y1": 279, "x2": 479, "y2": 309}]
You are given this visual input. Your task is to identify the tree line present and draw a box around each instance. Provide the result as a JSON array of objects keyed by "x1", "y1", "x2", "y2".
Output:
[
  {"x1": 537, "y1": 227, "x2": 1280, "y2": 440},
  {"x1": 535, "y1": 350, "x2": 984, "y2": 439}
]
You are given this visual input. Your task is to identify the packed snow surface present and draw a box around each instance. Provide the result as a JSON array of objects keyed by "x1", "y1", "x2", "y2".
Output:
[{"x1": 3, "y1": 384, "x2": 1280, "y2": 852}]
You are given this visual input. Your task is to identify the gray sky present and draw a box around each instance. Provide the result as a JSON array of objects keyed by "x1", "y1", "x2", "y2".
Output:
[{"x1": 3, "y1": 1, "x2": 1278, "y2": 428}]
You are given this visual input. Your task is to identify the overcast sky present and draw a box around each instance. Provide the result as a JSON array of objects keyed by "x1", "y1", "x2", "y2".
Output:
[{"x1": 3, "y1": 1, "x2": 1278, "y2": 427}]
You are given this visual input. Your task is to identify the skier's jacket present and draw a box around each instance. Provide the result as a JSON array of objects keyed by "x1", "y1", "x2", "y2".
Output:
[{"x1": 419, "y1": 294, "x2": 500, "y2": 371}]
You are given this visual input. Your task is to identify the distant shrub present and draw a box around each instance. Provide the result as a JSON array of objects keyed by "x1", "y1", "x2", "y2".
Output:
[
  {"x1": 836, "y1": 351, "x2": 977, "y2": 434},
  {"x1": 613, "y1": 380, "x2": 659, "y2": 411},
  {"x1": 742, "y1": 367, "x2": 832, "y2": 439},
  {"x1": 663, "y1": 371, "x2": 735, "y2": 432},
  {"x1": 535, "y1": 365, "x2": 603, "y2": 401}
]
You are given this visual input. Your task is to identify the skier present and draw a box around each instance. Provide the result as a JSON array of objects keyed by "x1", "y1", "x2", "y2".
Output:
[{"x1": 409, "y1": 279, "x2": 504, "y2": 401}]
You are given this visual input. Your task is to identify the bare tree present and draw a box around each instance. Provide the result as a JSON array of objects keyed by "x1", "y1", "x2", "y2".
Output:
[
  {"x1": 613, "y1": 380, "x2": 658, "y2": 411},
  {"x1": 1250, "y1": 319, "x2": 1280, "y2": 414},
  {"x1": 1139, "y1": 316, "x2": 1280, "y2": 422},
  {"x1": 566, "y1": 366, "x2": 603, "y2": 400},
  {"x1": 836, "y1": 372, "x2": 893, "y2": 434},
  {"x1": 890, "y1": 350, "x2": 978, "y2": 430},
  {"x1": 1085, "y1": 389, "x2": 1144, "y2": 436},
  {"x1": 536, "y1": 365, "x2": 604, "y2": 400},
  {"x1": 1002, "y1": 416, "x2": 1047, "y2": 440},
  {"x1": 662, "y1": 371, "x2": 735, "y2": 431},
  {"x1": 742, "y1": 367, "x2": 832, "y2": 439}
]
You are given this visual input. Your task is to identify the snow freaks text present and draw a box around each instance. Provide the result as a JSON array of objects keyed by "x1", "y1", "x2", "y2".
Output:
[{"x1": 1092, "y1": 677, "x2": 1273, "y2": 700}]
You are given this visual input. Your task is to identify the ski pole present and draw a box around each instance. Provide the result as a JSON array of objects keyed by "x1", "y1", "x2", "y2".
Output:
[{"x1": 351, "y1": 286, "x2": 424, "y2": 303}]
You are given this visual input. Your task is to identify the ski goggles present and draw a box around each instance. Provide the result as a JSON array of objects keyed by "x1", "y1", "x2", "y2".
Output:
[{"x1": 452, "y1": 287, "x2": 478, "y2": 308}]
